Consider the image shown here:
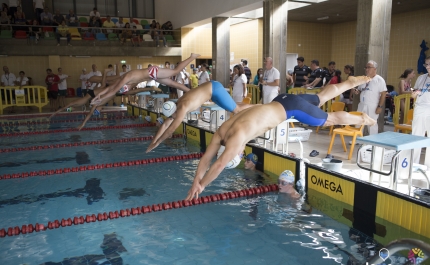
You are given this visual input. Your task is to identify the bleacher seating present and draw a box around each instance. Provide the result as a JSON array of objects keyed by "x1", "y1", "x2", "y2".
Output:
[
  {"x1": 14, "y1": 30, "x2": 27, "y2": 39},
  {"x1": 43, "y1": 27, "x2": 54, "y2": 32},
  {"x1": 83, "y1": 32, "x2": 95, "y2": 40},
  {"x1": 95, "y1": 33, "x2": 107, "y2": 41},
  {"x1": 142, "y1": 34, "x2": 152, "y2": 41},
  {"x1": 108, "y1": 33, "x2": 119, "y2": 41},
  {"x1": 140, "y1": 19, "x2": 148, "y2": 25},
  {"x1": 79, "y1": 17, "x2": 88, "y2": 23}
]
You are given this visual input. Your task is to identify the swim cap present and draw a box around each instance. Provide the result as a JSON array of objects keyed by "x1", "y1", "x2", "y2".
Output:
[
  {"x1": 279, "y1": 170, "x2": 295, "y2": 184},
  {"x1": 156, "y1": 117, "x2": 164, "y2": 125},
  {"x1": 144, "y1": 116, "x2": 151, "y2": 122},
  {"x1": 245, "y1": 153, "x2": 258, "y2": 164},
  {"x1": 162, "y1": 101, "x2": 176, "y2": 117},
  {"x1": 217, "y1": 146, "x2": 242, "y2": 169}
]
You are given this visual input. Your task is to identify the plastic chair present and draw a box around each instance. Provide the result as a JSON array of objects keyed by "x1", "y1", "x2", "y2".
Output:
[
  {"x1": 66, "y1": 88, "x2": 75, "y2": 97},
  {"x1": 242, "y1": 97, "x2": 251, "y2": 104},
  {"x1": 44, "y1": 32, "x2": 56, "y2": 40},
  {"x1": 327, "y1": 111, "x2": 365, "y2": 160},
  {"x1": 79, "y1": 17, "x2": 88, "y2": 23},
  {"x1": 142, "y1": 34, "x2": 152, "y2": 41},
  {"x1": 69, "y1": 28, "x2": 81, "y2": 40},
  {"x1": 101, "y1": 17, "x2": 107, "y2": 24},
  {"x1": 43, "y1": 27, "x2": 54, "y2": 32},
  {"x1": 111, "y1": 18, "x2": 118, "y2": 24},
  {"x1": 15, "y1": 30, "x2": 27, "y2": 39},
  {"x1": 108, "y1": 33, "x2": 119, "y2": 41},
  {"x1": 83, "y1": 32, "x2": 95, "y2": 40},
  {"x1": 140, "y1": 19, "x2": 148, "y2": 25},
  {"x1": 95, "y1": 33, "x2": 107, "y2": 41},
  {"x1": 165, "y1": 34, "x2": 175, "y2": 43},
  {"x1": 0, "y1": 30, "x2": 12, "y2": 38},
  {"x1": 80, "y1": 22, "x2": 88, "y2": 27},
  {"x1": 316, "y1": 101, "x2": 345, "y2": 134},
  {"x1": 394, "y1": 109, "x2": 413, "y2": 133}
]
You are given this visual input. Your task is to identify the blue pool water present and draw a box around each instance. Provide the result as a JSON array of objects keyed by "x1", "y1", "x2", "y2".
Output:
[{"x1": 0, "y1": 112, "x2": 392, "y2": 264}]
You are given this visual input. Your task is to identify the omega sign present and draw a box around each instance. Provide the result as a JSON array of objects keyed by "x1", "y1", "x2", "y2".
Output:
[
  {"x1": 310, "y1": 175, "x2": 343, "y2": 195},
  {"x1": 187, "y1": 129, "x2": 197, "y2": 137}
]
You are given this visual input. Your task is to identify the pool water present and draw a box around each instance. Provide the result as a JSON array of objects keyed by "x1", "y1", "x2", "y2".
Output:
[{"x1": 0, "y1": 112, "x2": 406, "y2": 264}]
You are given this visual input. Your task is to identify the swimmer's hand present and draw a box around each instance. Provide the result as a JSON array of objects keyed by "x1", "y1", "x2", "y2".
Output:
[
  {"x1": 77, "y1": 124, "x2": 84, "y2": 131},
  {"x1": 90, "y1": 97, "x2": 102, "y2": 106},
  {"x1": 185, "y1": 181, "x2": 204, "y2": 200},
  {"x1": 146, "y1": 141, "x2": 159, "y2": 153}
]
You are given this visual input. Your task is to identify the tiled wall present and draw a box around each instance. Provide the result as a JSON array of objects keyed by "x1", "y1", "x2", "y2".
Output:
[
  {"x1": 181, "y1": 27, "x2": 212, "y2": 74},
  {"x1": 2, "y1": 56, "x2": 181, "y2": 89},
  {"x1": 330, "y1": 21, "x2": 357, "y2": 82}
]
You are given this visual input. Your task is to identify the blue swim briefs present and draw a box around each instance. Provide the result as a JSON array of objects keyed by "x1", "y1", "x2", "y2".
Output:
[
  {"x1": 272, "y1": 94, "x2": 328, "y2": 126},
  {"x1": 210, "y1": 80, "x2": 237, "y2": 112}
]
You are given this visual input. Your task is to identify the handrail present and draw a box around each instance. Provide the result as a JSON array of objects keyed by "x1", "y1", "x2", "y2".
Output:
[
  {"x1": 367, "y1": 238, "x2": 430, "y2": 264},
  {"x1": 0, "y1": 86, "x2": 49, "y2": 114},
  {"x1": 393, "y1": 94, "x2": 414, "y2": 126}
]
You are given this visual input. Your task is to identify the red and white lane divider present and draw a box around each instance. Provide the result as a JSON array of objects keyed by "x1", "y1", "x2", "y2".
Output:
[
  {"x1": 0, "y1": 116, "x2": 139, "y2": 127},
  {"x1": 0, "y1": 110, "x2": 126, "y2": 120},
  {"x1": 0, "y1": 152, "x2": 201, "y2": 181},
  {"x1": 0, "y1": 123, "x2": 156, "y2": 137},
  {"x1": 0, "y1": 184, "x2": 279, "y2": 238},
  {"x1": 0, "y1": 134, "x2": 183, "y2": 154}
]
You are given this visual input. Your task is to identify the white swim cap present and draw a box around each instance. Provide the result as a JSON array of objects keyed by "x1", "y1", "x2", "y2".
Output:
[
  {"x1": 279, "y1": 170, "x2": 295, "y2": 184},
  {"x1": 288, "y1": 69, "x2": 293, "y2": 75},
  {"x1": 217, "y1": 146, "x2": 241, "y2": 169},
  {"x1": 156, "y1": 117, "x2": 164, "y2": 124},
  {"x1": 144, "y1": 116, "x2": 151, "y2": 122},
  {"x1": 162, "y1": 101, "x2": 177, "y2": 117}
]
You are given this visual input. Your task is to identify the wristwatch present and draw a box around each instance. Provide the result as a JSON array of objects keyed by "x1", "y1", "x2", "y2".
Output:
[{"x1": 377, "y1": 105, "x2": 382, "y2": 108}]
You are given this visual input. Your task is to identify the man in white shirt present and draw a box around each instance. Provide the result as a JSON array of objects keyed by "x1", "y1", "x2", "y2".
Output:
[
  {"x1": 1, "y1": 65, "x2": 17, "y2": 105},
  {"x1": 116, "y1": 17, "x2": 125, "y2": 28},
  {"x1": 33, "y1": 0, "x2": 44, "y2": 23},
  {"x1": 57, "y1": 67, "x2": 69, "y2": 108},
  {"x1": 89, "y1": 7, "x2": 100, "y2": 18},
  {"x1": 85, "y1": 64, "x2": 102, "y2": 98},
  {"x1": 354, "y1": 60, "x2": 387, "y2": 135},
  {"x1": 15, "y1": 71, "x2": 29, "y2": 87},
  {"x1": 79, "y1": 68, "x2": 87, "y2": 96},
  {"x1": 9, "y1": 0, "x2": 20, "y2": 23},
  {"x1": 261, "y1": 57, "x2": 280, "y2": 104}
]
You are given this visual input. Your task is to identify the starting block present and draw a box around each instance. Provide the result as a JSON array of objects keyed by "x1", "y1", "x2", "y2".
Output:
[
  {"x1": 151, "y1": 94, "x2": 169, "y2": 112},
  {"x1": 136, "y1": 91, "x2": 151, "y2": 108}
]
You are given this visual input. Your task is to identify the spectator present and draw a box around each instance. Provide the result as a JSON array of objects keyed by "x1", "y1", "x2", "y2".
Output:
[
  {"x1": 161, "y1": 21, "x2": 172, "y2": 35},
  {"x1": 152, "y1": 22, "x2": 166, "y2": 47},
  {"x1": 120, "y1": 22, "x2": 132, "y2": 45},
  {"x1": 260, "y1": 57, "x2": 280, "y2": 104},
  {"x1": 286, "y1": 69, "x2": 294, "y2": 91},
  {"x1": 116, "y1": 17, "x2": 125, "y2": 28},
  {"x1": 385, "y1": 85, "x2": 396, "y2": 122},
  {"x1": 198, "y1": 63, "x2": 210, "y2": 86},
  {"x1": 242, "y1": 60, "x2": 252, "y2": 84},
  {"x1": 84, "y1": 64, "x2": 102, "y2": 100},
  {"x1": 106, "y1": 64, "x2": 116, "y2": 76},
  {"x1": 325, "y1": 61, "x2": 336, "y2": 85},
  {"x1": 56, "y1": 20, "x2": 71, "y2": 46},
  {"x1": 190, "y1": 68, "x2": 198, "y2": 88},
  {"x1": 253, "y1": 68, "x2": 264, "y2": 100},
  {"x1": 305, "y1": 59, "x2": 324, "y2": 88},
  {"x1": 79, "y1": 68, "x2": 87, "y2": 93},
  {"x1": 412, "y1": 55, "x2": 430, "y2": 163},
  {"x1": 0, "y1": 10, "x2": 10, "y2": 30},
  {"x1": 149, "y1": 20, "x2": 156, "y2": 29},
  {"x1": 329, "y1": 69, "x2": 342, "y2": 85},
  {"x1": 40, "y1": 7, "x2": 52, "y2": 25},
  {"x1": 52, "y1": 9, "x2": 64, "y2": 26},
  {"x1": 1, "y1": 66, "x2": 16, "y2": 110},
  {"x1": 397, "y1": 68, "x2": 415, "y2": 124},
  {"x1": 175, "y1": 67, "x2": 186, "y2": 98},
  {"x1": 231, "y1": 64, "x2": 247, "y2": 103},
  {"x1": 33, "y1": 0, "x2": 44, "y2": 23},
  {"x1": 28, "y1": 20, "x2": 41, "y2": 43},
  {"x1": 1, "y1": 3, "x2": 8, "y2": 14},
  {"x1": 57, "y1": 67, "x2": 69, "y2": 108},
  {"x1": 89, "y1": 16, "x2": 100, "y2": 33},
  {"x1": 89, "y1": 7, "x2": 100, "y2": 19},
  {"x1": 102, "y1": 15, "x2": 115, "y2": 33},
  {"x1": 342, "y1": 65, "x2": 355, "y2": 111},
  {"x1": 66, "y1": 9, "x2": 78, "y2": 27},
  {"x1": 14, "y1": 70, "x2": 28, "y2": 87},
  {"x1": 129, "y1": 17, "x2": 137, "y2": 28},
  {"x1": 131, "y1": 25, "x2": 141, "y2": 47},
  {"x1": 8, "y1": 0, "x2": 19, "y2": 23},
  {"x1": 293, "y1": 56, "x2": 311, "y2": 87},
  {"x1": 14, "y1": 6, "x2": 26, "y2": 26},
  {"x1": 354, "y1": 60, "x2": 387, "y2": 135},
  {"x1": 45, "y1": 68, "x2": 60, "y2": 111}
]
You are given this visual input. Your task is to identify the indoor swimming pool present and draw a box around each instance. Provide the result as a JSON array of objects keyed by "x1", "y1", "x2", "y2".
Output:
[{"x1": 0, "y1": 112, "x2": 417, "y2": 264}]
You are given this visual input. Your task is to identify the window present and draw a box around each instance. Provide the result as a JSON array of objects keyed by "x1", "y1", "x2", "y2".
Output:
[
  {"x1": 136, "y1": 0, "x2": 154, "y2": 18},
  {"x1": 75, "y1": 0, "x2": 95, "y2": 16},
  {"x1": 53, "y1": 1, "x2": 74, "y2": 15},
  {"x1": 97, "y1": 0, "x2": 115, "y2": 16},
  {"x1": 117, "y1": 0, "x2": 131, "y2": 18}
]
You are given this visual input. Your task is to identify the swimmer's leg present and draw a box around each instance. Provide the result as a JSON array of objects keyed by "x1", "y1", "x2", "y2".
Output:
[
  {"x1": 50, "y1": 96, "x2": 90, "y2": 119},
  {"x1": 317, "y1": 76, "x2": 371, "y2": 106},
  {"x1": 232, "y1": 103, "x2": 257, "y2": 114},
  {"x1": 324, "y1": 111, "x2": 376, "y2": 126},
  {"x1": 158, "y1": 78, "x2": 190, "y2": 92},
  {"x1": 156, "y1": 53, "x2": 201, "y2": 79}
]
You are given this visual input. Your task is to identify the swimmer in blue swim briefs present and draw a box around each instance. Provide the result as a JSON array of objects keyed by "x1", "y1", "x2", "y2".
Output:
[
  {"x1": 186, "y1": 76, "x2": 376, "y2": 200},
  {"x1": 146, "y1": 80, "x2": 255, "y2": 152}
]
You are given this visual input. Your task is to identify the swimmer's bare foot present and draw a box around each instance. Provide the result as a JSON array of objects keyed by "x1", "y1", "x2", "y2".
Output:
[
  {"x1": 191, "y1": 53, "x2": 200, "y2": 59},
  {"x1": 347, "y1": 76, "x2": 371, "y2": 87},
  {"x1": 362, "y1": 112, "x2": 376, "y2": 126}
]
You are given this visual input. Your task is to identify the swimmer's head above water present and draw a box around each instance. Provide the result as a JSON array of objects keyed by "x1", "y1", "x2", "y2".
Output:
[
  {"x1": 278, "y1": 170, "x2": 296, "y2": 193},
  {"x1": 244, "y1": 153, "x2": 258, "y2": 170}
]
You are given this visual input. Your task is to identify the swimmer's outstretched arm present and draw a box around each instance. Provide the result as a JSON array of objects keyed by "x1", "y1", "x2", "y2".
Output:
[
  {"x1": 146, "y1": 107, "x2": 188, "y2": 152},
  {"x1": 77, "y1": 105, "x2": 98, "y2": 131}
]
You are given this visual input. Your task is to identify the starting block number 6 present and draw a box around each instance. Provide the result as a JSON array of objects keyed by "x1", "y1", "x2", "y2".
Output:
[{"x1": 402, "y1": 158, "x2": 408, "y2": 168}]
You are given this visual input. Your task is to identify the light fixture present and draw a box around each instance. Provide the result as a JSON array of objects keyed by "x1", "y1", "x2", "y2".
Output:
[{"x1": 317, "y1": 16, "x2": 329, "y2": 21}]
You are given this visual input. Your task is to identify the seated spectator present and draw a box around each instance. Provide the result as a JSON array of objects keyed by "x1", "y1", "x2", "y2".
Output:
[
  {"x1": 53, "y1": 9, "x2": 65, "y2": 26},
  {"x1": 161, "y1": 21, "x2": 173, "y2": 35},
  {"x1": 14, "y1": 6, "x2": 26, "y2": 26},
  {"x1": 152, "y1": 22, "x2": 166, "y2": 47},
  {"x1": 116, "y1": 17, "x2": 125, "y2": 28},
  {"x1": 89, "y1": 16, "x2": 100, "y2": 33},
  {"x1": 28, "y1": 20, "x2": 42, "y2": 43},
  {"x1": 15, "y1": 71, "x2": 29, "y2": 88},
  {"x1": 131, "y1": 25, "x2": 141, "y2": 47},
  {"x1": 0, "y1": 10, "x2": 10, "y2": 30},
  {"x1": 102, "y1": 15, "x2": 115, "y2": 33},
  {"x1": 149, "y1": 20, "x2": 156, "y2": 29},
  {"x1": 40, "y1": 7, "x2": 53, "y2": 25},
  {"x1": 56, "y1": 20, "x2": 71, "y2": 46},
  {"x1": 66, "y1": 9, "x2": 78, "y2": 27},
  {"x1": 89, "y1": 7, "x2": 100, "y2": 19},
  {"x1": 129, "y1": 17, "x2": 137, "y2": 27},
  {"x1": 120, "y1": 22, "x2": 132, "y2": 45},
  {"x1": 1, "y1": 3, "x2": 8, "y2": 16}
]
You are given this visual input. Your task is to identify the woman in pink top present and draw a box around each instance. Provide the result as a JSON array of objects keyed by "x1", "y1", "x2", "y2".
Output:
[{"x1": 398, "y1": 68, "x2": 415, "y2": 124}]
